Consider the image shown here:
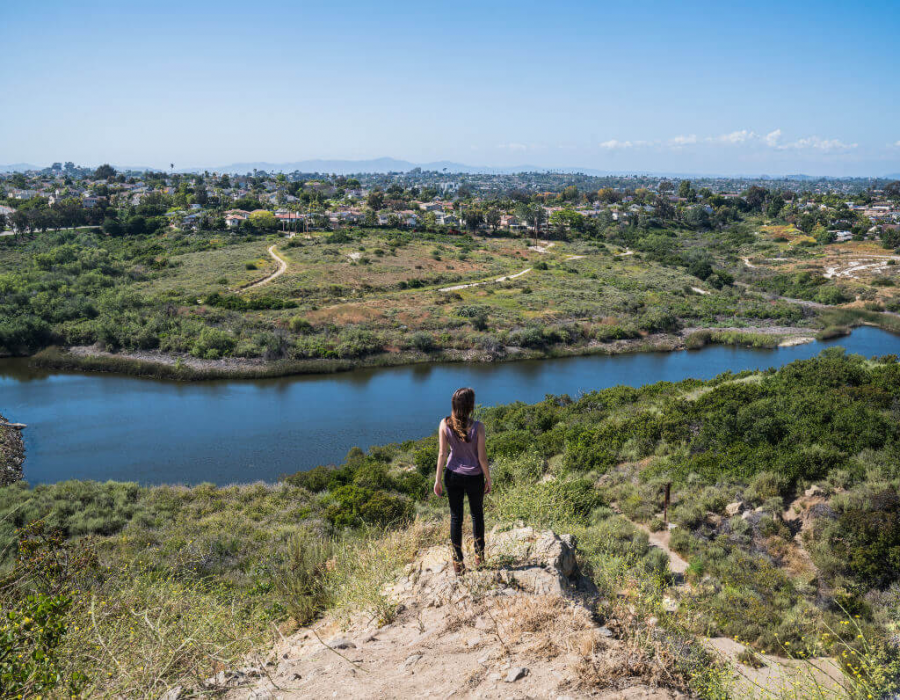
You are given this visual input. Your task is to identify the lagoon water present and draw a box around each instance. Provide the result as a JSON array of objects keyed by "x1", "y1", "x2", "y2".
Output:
[{"x1": 2, "y1": 325, "x2": 899, "y2": 485}]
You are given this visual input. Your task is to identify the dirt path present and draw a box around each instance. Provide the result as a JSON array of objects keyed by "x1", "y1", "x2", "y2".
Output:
[
  {"x1": 527, "y1": 241, "x2": 554, "y2": 253},
  {"x1": 742, "y1": 256, "x2": 757, "y2": 268},
  {"x1": 440, "y1": 267, "x2": 532, "y2": 292},
  {"x1": 224, "y1": 528, "x2": 685, "y2": 700},
  {"x1": 240, "y1": 245, "x2": 287, "y2": 292},
  {"x1": 632, "y1": 523, "x2": 689, "y2": 575}
]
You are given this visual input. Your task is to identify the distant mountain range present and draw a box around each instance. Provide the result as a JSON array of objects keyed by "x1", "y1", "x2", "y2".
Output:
[
  {"x1": 2, "y1": 159, "x2": 899, "y2": 179},
  {"x1": 0, "y1": 163, "x2": 42, "y2": 173}
]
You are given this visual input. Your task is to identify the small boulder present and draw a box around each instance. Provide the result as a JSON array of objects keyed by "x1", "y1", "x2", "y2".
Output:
[
  {"x1": 805, "y1": 485, "x2": 825, "y2": 498},
  {"x1": 327, "y1": 637, "x2": 356, "y2": 650},
  {"x1": 725, "y1": 501, "x2": 744, "y2": 517},
  {"x1": 505, "y1": 667, "x2": 529, "y2": 683}
]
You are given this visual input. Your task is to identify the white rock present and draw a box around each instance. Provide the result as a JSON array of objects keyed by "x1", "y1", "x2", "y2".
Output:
[
  {"x1": 805, "y1": 485, "x2": 825, "y2": 498},
  {"x1": 725, "y1": 501, "x2": 744, "y2": 517},
  {"x1": 662, "y1": 596, "x2": 679, "y2": 612},
  {"x1": 158, "y1": 686, "x2": 183, "y2": 700},
  {"x1": 505, "y1": 667, "x2": 528, "y2": 682}
]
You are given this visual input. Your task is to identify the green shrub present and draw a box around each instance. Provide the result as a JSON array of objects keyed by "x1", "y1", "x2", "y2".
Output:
[
  {"x1": 0, "y1": 593, "x2": 86, "y2": 697},
  {"x1": 409, "y1": 331, "x2": 435, "y2": 352},
  {"x1": 289, "y1": 316, "x2": 313, "y2": 334},
  {"x1": 190, "y1": 326, "x2": 235, "y2": 359},
  {"x1": 414, "y1": 443, "x2": 438, "y2": 477},
  {"x1": 745, "y1": 471, "x2": 789, "y2": 505}
]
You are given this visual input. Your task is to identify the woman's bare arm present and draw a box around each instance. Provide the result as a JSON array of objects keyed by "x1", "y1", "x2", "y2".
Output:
[
  {"x1": 434, "y1": 419, "x2": 448, "y2": 496},
  {"x1": 477, "y1": 422, "x2": 491, "y2": 493}
]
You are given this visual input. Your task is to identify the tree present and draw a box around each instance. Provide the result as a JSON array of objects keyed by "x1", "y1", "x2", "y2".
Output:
[
  {"x1": 745, "y1": 185, "x2": 768, "y2": 211},
  {"x1": 101, "y1": 217, "x2": 124, "y2": 237},
  {"x1": 684, "y1": 206, "x2": 711, "y2": 230},
  {"x1": 485, "y1": 208, "x2": 501, "y2": 233},
  {"x1": 884, "y1": 181, "x2": 900, "y2": 200},
  {"x1": 94, "y1": 164, "x2": 116, "y2": 180},
  {"x1": 518, "y1": 204, "x2": 547, "y2": 244},
  {"x1": 561, "y1": 185, "x2": 579, "y2": 202},
  {"x1": 767, "y1": 194, "x2": 785, "y2": 219},
  {"x1": 366, "y1": 190, "x2": 384, "y2": 210},
  {"x1": 462, "y1": 207, "x2": 484, "y2": 231},
  {"x1": 549, "y1": 209, "x2": 584, "y2": 237},
  {"x1": 10, "y1": 210, "x2": 29, "y2": 239},
  {"x1": 677, "y1": 180, "x2": 693, "y2": 199},
  {"x1": 249, "y1": 211, "x2": 278, "y2": 231},
  {"x1": 597, "y1": 188, "x2": 620, "y2": 204}
]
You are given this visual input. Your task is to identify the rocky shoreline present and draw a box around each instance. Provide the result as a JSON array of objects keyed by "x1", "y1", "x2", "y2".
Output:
[{"x1": 0, "y1": 413, "x2": 25, "y2": 486}]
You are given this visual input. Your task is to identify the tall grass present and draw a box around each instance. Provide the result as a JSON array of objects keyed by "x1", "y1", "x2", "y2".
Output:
[{"x1": 685, "y1": 329, "x2": 784, "y2": 350}]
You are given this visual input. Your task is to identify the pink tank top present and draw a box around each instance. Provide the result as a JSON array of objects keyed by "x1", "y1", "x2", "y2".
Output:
[{"x1": 445, "y1": 421, "x2": 483, "y2": 476}]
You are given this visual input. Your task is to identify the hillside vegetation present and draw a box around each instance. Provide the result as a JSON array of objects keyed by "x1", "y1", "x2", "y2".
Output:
[
  {"x1": 2, "y1": 348, "x2": 900, "y2": 697},
  {"x1": 4, "y1": 217, "x2": 900, "y2": 377}
]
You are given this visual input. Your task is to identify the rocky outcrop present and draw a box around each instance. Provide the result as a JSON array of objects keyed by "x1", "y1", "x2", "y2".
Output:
[
  {"x1": 220, "y1": 527, "x2": 689, "y2": 699},
  {"x1": 0, "y1": 413, "x2": 25, "y2": 486},
  {"x1": 386, "y1": 526, "x2": 598, "y2": 608}
]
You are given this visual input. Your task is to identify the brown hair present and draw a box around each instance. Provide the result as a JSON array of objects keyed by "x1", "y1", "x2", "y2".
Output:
[{"x1": 446, "y1": 387, "x2": 475, "y2": 442}]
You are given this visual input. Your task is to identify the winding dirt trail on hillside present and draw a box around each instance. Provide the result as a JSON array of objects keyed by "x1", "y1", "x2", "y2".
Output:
[
  {"x1": 240, "y1": 245, "x2": 288, "y2": 292},
  {"x1": 439, "y1": 267, "x2": 532, "y2": 292}
]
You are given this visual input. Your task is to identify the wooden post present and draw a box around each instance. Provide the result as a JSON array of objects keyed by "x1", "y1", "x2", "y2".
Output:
[{"x1": 664, "y1": 482, "x2": 671, "y2": 524}]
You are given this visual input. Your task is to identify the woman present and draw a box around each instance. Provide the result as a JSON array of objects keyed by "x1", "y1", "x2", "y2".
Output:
[{"x1": 434, "y1": 387, "x2": 492, "y2": 575}]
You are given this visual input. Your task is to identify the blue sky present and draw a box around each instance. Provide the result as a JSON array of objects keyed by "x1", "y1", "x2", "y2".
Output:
[{"x1": 3, "y1": 0, "x2": 899, "y2": 175}]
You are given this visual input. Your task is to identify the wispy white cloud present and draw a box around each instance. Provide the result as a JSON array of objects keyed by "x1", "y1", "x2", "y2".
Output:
[
  {"x1": 894, "y1": 140, "x2": 900, "y2": 147},
  {"x1": 599, "y1": 139, "x2": 633, "y2": 150},
  {"x1": 669, "y1": 134, "x2": 698, "y2": 146},
  {"x1": 708, "y1": 129, "x2": 757, "y2": 144},
  {"x1": 778, "y1": 136, "x2": 857, "y2": 152},
  {"x1": 597, "y1": 130, "x2": 858, "y2": 155},
  {"x1": 497, "y1": 142, "x2": 528, "y2": 152}
]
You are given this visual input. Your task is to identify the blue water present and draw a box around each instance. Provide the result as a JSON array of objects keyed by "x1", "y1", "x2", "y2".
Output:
[{"x1": 2, "y1": 326, "x2": 898, "y2": 485}]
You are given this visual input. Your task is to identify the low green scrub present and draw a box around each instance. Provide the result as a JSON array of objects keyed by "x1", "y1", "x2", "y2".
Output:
[
  {"x1": 4, "y1": 350, "x2": 900, "y2": 696},
  {"x1": 685, "y1": 329, "x2": 782, "y2": 349}
]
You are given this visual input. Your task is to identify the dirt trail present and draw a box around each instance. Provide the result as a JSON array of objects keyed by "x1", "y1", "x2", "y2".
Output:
[
  {"x1": 440, "y1": 268, "x2": 532, "y2": 292},
  {"x1": 222, "y1": 528, "x2": 686, "y2": 700},
  {"x1": 632, "y1": 523, "x2": 689, "y2": 575},
  {"x1": 240, "y1": 245, "x2": 287, "y2": 292}
]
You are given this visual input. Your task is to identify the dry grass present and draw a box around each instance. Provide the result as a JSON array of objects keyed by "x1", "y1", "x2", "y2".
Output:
[{"x1": 493, "y1": 595, "x2": 596, "y2": 660}]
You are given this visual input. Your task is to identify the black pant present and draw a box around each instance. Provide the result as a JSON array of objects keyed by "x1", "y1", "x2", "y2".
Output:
[{"x1": 444, "y1": 469, "x2": 485, "y2": 563}]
